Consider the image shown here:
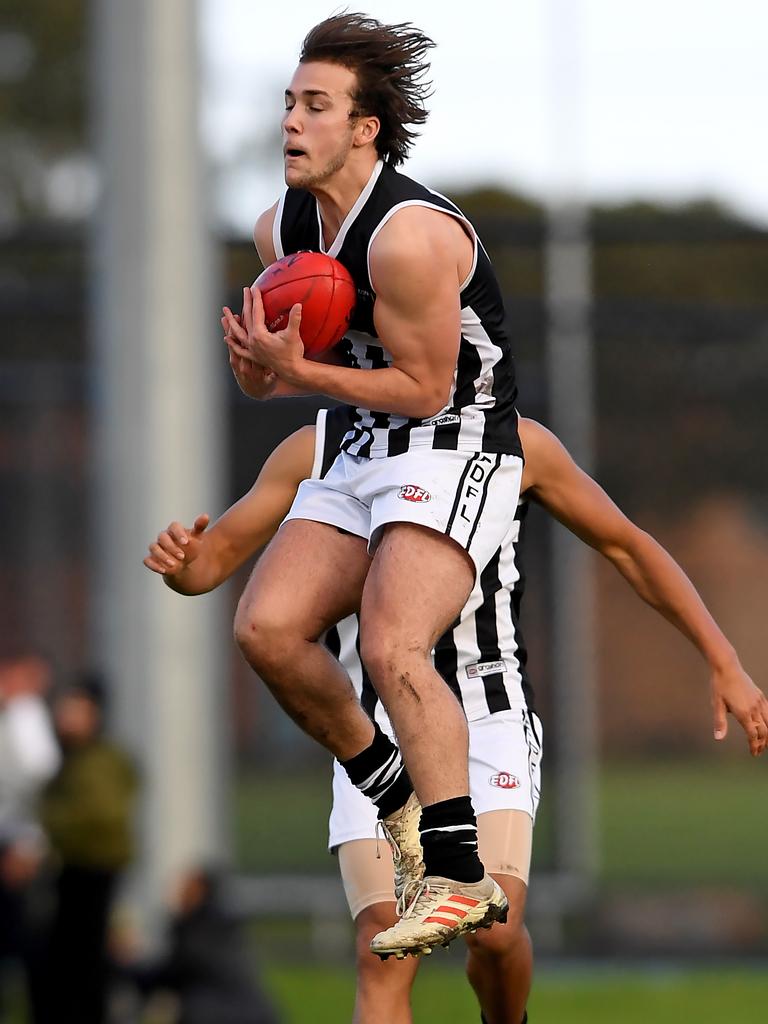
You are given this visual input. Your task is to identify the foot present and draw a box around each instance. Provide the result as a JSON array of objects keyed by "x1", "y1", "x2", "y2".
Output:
[
  {"x1": 377, "y1": 790, "x2": 424, "y2": 902},
  {"x1": 370, "y1": 873, "x2": 508, "y2": 959}
]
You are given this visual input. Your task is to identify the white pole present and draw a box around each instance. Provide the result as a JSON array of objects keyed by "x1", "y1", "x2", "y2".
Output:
[
  {"x1": 90, "y1": 0, "x2": 228, "y2": 943},
  {"x1": 545, "y1": 0, "x2": 600, "y2": 892}
]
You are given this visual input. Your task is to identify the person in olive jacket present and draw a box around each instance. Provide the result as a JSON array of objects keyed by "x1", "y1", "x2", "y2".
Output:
[{"x1": 38, "y1": 674, "x2": 138, "y2": 1024}]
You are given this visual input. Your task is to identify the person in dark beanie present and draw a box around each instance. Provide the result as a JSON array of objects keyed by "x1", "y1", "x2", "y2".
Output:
[{"x1": 38, "y1": 673, "x2": 138, "y2": 1024}]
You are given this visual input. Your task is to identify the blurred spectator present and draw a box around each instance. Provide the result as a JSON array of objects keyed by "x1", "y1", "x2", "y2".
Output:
[
  {"x1": 38, "y1": 673, "x2": 138, "y2": 1024},
  {"x1": 0, "y1": 653, "x2": 59, "y2": 1020},
  {"x1": 128, "y1": 865, "x2": 281, "y2": 1024}
]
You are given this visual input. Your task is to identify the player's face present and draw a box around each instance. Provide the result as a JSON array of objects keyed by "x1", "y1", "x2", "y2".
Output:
[{"x1": 282, "y1": 61, "x2": 360, "y2": 188}]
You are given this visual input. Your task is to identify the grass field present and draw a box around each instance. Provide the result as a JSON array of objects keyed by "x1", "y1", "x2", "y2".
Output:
[
  {"x1": 238, "y1": 756, "x2": 767, "y2": 1022},
  {"x1": 266, "y1": 963, "x2": 768, "y2": 1023},
  {"x1": 235, "y1": 757, "x2": 768, "y2": 890}
]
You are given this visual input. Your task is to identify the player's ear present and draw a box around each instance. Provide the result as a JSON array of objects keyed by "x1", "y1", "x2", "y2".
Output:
[{"x1": 354, "y1": 115, "x2": 380, "y2": 148}]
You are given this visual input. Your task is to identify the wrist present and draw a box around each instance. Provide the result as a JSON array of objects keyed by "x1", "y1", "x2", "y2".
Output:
[
  {"x1": 282, "y1": 357, "x2": 314, "y2": 389},
  {"x1": 707, "y1": 642, "x2": 740, "y2": 674}
]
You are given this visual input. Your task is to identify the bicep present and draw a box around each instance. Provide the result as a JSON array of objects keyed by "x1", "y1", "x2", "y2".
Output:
[
  {"x1": 369, "y1": 216, "x2": 462, "y2": 383},
  {"x1": 373, "y1": 276, "x2": 461, "y2": 376}
]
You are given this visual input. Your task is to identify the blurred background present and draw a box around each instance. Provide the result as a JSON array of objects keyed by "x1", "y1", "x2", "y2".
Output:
[{"x1": 1, "y1": 0, "x2": 766, "y2": 1021}]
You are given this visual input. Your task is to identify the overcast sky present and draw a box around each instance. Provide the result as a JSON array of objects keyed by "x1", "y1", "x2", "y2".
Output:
[{"x1": 201, "y1": 0, "x2": 768, "y2": 230}]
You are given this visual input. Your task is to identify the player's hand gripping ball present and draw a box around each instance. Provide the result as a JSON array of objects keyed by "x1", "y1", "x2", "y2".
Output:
[{"x1": 254, "y1": 251, "x2": 356, "y2": 357}]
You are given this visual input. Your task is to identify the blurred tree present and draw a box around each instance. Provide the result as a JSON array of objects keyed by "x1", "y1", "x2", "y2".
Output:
[{"x1": 0, "y1": 0, "x2": 90, "y2": 224}]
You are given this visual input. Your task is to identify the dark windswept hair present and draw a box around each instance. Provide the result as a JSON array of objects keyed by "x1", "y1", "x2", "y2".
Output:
[{"x1": 300, "y1": 12, "x2": 435, "y2": 167}]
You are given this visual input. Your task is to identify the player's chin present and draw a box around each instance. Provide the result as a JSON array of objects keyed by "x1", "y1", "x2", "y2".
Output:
[{"x1": 284, "y1": 163, "x2": 311, "y2": 188}]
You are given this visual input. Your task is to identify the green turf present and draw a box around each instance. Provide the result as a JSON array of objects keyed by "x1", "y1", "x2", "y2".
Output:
[
  {"x1": 265, "y1": 964, "x2": 768, "y2": 1024},
  {"x1": 235, "y1": 758, "x2": 768, "y2": 889},
  {"x1": 600, "y1": 760, "x2": 768, "y2": 889},
  {"x1": 235, "y1": 769, "x2": 337, "y2": 874}
]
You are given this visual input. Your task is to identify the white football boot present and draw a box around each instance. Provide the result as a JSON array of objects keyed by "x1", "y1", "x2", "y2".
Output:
[
  {"x1": 370, "y1": 872, "x2": 509, "y2": 959},
  {"x1": 377, "y1": 790, "x2": 424, "y2": 901}
]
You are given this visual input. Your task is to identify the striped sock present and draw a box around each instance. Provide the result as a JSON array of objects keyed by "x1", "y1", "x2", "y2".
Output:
[
  {"x1": 420, "y1": 795, "x2": 483, "y2": 882},
  {"x1": 340, "y1": 721, "x2": 413, "y2": 819}
]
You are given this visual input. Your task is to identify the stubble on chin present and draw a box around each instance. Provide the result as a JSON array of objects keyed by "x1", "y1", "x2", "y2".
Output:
[{"x1": 285, "y1": 139, "x2": 353, "y2": 190}]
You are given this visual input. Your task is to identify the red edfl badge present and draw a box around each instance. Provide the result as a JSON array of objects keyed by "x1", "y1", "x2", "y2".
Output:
[
  {"x1": 489, "y1": 772, "x2": 520, "y2": 790},
  {"x1": 397, "y1": 484, "x2": 432, "y2": 503}
]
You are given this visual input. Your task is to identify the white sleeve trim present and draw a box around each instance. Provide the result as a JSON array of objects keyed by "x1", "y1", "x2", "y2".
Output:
[
  {"x1": 272, "y1": 191, "x2": 287, "y2": 259},
  {"x1": 311, "y1": 409, "x2": 329, "y2": 480},
  {"x1": 366, "y1": 199, "x2": 479, "y2": 293}
]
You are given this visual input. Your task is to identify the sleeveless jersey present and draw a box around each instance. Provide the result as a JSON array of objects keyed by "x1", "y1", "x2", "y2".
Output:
[
  {"x1": 316, "y1": 407, "x2": 534, "y2": 724},
  {"x1": 272, "y1": 161, "x2": 522, "y2": 460}
]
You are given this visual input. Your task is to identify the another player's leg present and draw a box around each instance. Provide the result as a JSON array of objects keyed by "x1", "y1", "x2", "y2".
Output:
[
  {"x1": 361, "y1": 523, "x2": 508, "y2": 957},
  {"x1": 465, "y1": 724, "x2": 540, "y2": 1024},
  {"x1": 465, "y1": 871, "x2": 531, "y2": 1024},
  {"x1": 338, "y1": 840, "x2": 420, "y2": 1024}
]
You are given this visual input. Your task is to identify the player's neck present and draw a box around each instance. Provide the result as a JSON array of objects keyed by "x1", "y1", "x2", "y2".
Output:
[{"x1": 311, "y1": 153, "x2": 380, "y2": 248}]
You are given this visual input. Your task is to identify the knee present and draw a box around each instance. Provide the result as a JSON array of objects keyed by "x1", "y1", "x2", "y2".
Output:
[
  {"x1": 358, "y1": 630, "x2": 391, "y2": 687},
  {"x1": 464, "y1": 907, "x2": 528, "y2": 960},
  {"x1": 233, "y1": 596, "x2": 296, "y2": 676},
  {"x1": 354, "y1": 903, "x2": 417, "y2": 1004},
  {"x1": 359, "y1": 627, "x2": 426, "y2": 690},
  {"x1": 355, "y1": 902, "x2": 397, "y2": 964}
]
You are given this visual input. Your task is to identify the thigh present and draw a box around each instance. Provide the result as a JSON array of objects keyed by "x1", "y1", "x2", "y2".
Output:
[
  {"x1": 362, "y1": 522, "x2": 474, "y2": 648},
  {"x1": 477, "y1": 810, "x2": 533, "y2": 887},
  {"x1": 238, "y1": 519, "x2": 371, "y2": 638},
  {"x1": 337, "y1": 839, "x2": 396, "y2": 920}
]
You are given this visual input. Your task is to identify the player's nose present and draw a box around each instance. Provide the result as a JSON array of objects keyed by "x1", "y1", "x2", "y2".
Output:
[{"x1": 282, "y1": 107, "x2": 302, "y2": 133}]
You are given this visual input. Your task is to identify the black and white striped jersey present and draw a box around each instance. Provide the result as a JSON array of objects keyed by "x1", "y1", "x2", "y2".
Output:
[
  {"x1": 315, "y1": 407, "x2": 534, "y2": 722},
  {"x1": 272, "y1": 161, "x2": 522, "y2": 461}
]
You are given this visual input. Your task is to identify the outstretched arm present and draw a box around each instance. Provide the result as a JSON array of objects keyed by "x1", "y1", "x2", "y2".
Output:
[
  {"x1": 143, "y1": 426, "x2": 315, "y2": 595},
  {"x1": 520, "y1": 417, "x2": 768, "y2": 756}
]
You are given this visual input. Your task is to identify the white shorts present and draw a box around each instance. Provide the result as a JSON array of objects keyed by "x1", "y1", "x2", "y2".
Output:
[
  {"x1": 328, "y1": 708, "x2": 543, "y2": 849},
  {"x1": 284, "y1": 449, "x2": 524, "y2": 578}
]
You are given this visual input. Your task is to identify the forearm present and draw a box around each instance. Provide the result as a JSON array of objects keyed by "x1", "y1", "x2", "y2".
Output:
[
  {"x1": 287, "y1": 360, "x2": 444, "y2": 419},
  {"x1": 288, "y1": 360, "x2": 444, "y2": 419},
  {"x1": 162, "y1": 545, "x2": 231, "y2": 596},
  {"x1": 607, "y1": 532, "x2": 737, "y2": 669}
]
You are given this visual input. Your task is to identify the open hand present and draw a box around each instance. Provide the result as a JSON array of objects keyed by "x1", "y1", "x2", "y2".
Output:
[
  {"x1": 710, "y1": 660, "x2": 768, "y2": 756},
  {"x1": 144, "y1": 515, "x2": 210, "y2": 576}
]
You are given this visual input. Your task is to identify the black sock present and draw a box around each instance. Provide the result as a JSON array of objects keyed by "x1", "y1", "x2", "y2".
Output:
[
  {"x1": 339, "y1": 721, "x2": 413, "y2": 819},
  {"x1": 420, "y1": 795, "x2": 483, "y2": 882}
]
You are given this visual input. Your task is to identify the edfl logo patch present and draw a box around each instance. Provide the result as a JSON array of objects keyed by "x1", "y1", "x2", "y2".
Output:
[
  {"x1": 489, "y1": 772, "x2": 520, "y2": 790},
  {"x1": 398, "y1": 484, "x2": 432, "y2": 503}
]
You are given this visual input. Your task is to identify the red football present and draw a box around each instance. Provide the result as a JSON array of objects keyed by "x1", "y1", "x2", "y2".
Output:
[{"x1": 254, "y1": 251, "x2": 356, "y2": 357}]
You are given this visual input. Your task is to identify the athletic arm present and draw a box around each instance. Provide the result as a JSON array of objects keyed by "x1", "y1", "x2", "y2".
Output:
[
  {"x1": 224, "y1": 206, "x2": 464, "y2": 418},
  {"x1": 143, "y1": 426, "x2": 316, "y2": 595},
  {"x1": 520, "y1": 418, "x2": 768, "y2": 755}
]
